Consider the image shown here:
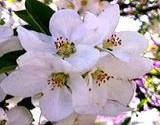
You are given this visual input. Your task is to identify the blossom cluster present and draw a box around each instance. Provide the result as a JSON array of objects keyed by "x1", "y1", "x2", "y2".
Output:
[{"x1": 0, "y1": 0, "x2": 153, "y2": 124}]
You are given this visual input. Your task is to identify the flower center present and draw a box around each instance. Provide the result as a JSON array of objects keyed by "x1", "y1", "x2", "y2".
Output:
[
  {"x1": 55, "y1": 37, "x2": 76, "y2": 58},
  {"x1": 66, "y1": 1, "x2": 75, "y2": 9},
  {"x1": 91, "y1": 69, "x2": 113, "y2": 86},
  {"x1": 0, "y1": 120, "x2": 7, "y2": 125},
  {"x1": 81, "y1": 0, "x2": 88, "y2": 6},
  {"x1": 103, "y1": 34, "x2": 122, "y2": 49},
  {"x1": 48, "y1": 72, "x2": 69, "y2": 90}
]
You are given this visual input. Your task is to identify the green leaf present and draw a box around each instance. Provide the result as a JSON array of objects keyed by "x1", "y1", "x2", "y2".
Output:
[
  {"x1": 121, "y1": 117, "x2": 131, "y2": 125},
  {"x1": 0, "y1": 50, "x2": 25, "y2": 74},
  {"x1": 15, "y1": 10, "x2": 43, "y2": 32},
  {"x1": 25, "y1": 0, "x2": 54, "y2": 35}
]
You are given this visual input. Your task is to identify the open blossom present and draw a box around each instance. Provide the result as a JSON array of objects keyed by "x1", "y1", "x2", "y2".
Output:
[
  {"x1": 1, "y1": 52, "x2": 89, "y2": 121},
  {"x1": 0, "y1": 26, "x2": 22, "y2": 57},
  {"x1": 56, "y1": 0, "x2": 108, "y2": 15},
  {"x1": 0, "y1": 106, "x2": 33, "y2": 125},
  {"x1": 17, "y1": 9, "x2": 103, "y2": 73},
  {"x1": 84, "y1": 3, "x2": 153, "y2": 78},
  {"x1": 72, "y1": 55, "x2": 136, "y2": 116}
]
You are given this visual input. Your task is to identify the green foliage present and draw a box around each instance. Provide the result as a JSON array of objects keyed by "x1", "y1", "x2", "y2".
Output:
[
  {"x1": 15, "y1": 0, "x2": 55, "y2": 35},
  {"x1": 0, "y1": 50, "x2": 25, "y2": 74},
  {"x1": 121, "y1": 117, "x2": 131, "y2": 125}
]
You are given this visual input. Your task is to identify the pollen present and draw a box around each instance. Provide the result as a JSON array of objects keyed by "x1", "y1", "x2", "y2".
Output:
[
  {"x1": 55, "y1": 37, "x2": 76, "y2": 58},
  {"x1": 66, "y1": 1, "x2": 75, "y2": 9},
  {"x1": 103, "y1": 34, "x2": 122, "y2": 49},
  {"x1": 48, "y1": 72, "x2": 69, "y2": 90},
  {"x1": 91, "y1": 69, "x2": 113, "y2": 86},
  {"x1": 81, "y1": 0, "x2": 88, "y2": 6}
]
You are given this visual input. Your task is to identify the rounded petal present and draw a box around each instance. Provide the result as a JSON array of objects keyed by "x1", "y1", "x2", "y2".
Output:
[
  {"x1": 116, "y1": 31, "x2": 149, "y2": 54},
  {"x1": 84, "y1": 3, "x2": 120, "y2": 42},
  {"x1": 72, "y1": 73, "x2": 108, "y2": 115},
  {"x1": 66, "y1": 45, "x2": 103, "y2": 73},
  {"x1": 40, "y1": 88, "x2": 73, "y2": 121},
  {"x1": 99, "y1": 54, "x2": 153, "y2": 79},
  {"x1": 100, "y1": 100, "x2": 131, "y2": 116},
  {"x1": 0, "y1": 26, "x2": 13, "y2": 43},
  {"x1": 0, "y1": 66, "x2": 49, "y2": 97},
  {"x1": 17, "y1": 27, "x2": 53, "y2": 53},
  {"x1": 106, "y1": 79, "x2": 135, "y2": 105},
  {"x1": 0, "y1": 36, "x2": 22, "y2": 57},
  {"x1": 6, "y1": 106, "x2": 33, "y2": 125},
  {"x1": 49, "y1": 9, "x2": 82, "y2": 38},
  {"x1": 55, "y1": 113, "x2": 96, "y2": 125}
]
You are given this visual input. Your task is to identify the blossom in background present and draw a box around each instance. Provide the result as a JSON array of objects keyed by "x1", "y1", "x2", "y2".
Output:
[
  {"x1": 56, "y1": 0, "x2": 108, "y2": 15},
  {"x1": 0, "y1": 106, "x2": 33, "y2": 125},
  {"x1": 17, "y1": 9, "x2": 103, "y2": 73},
  {"x1": 0, "y1": 25, "x2": 22, "y2": 57},
  {"x1": 1, "y1": 52, "x2": 89, "y2": 121}
]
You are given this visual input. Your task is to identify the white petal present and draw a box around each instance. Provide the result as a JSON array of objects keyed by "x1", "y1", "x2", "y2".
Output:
[
  {"x1": 0, "y1": 36, "x2": 22, "y2": 57},
  {"x1": 66, "y1": 45, "x2": 103, "y2": 73},
  {"x1": 17, "y1": 27, "x2": 53, "y2": 52},
  {"x1": 6, "y1": 106, "x2": 33, "y2": 125},
  {"x1": 55, "y1": 113, "x2": 96, "y2": 125},
  {"x1": 49, "y1": 9, "x2": 82, "y2": 38},
  {"x1": 0, "y1": 26, "x2": 13, "y2": 43},
  {"x1": 100, "y1": 100, "x2": 131, "y2": 116},
  {"x1": 99, "y1": 4, "x2": 120, "y2": 38},
  {"x1": 84, "y1": 4, "x2": 120, "y2": 42},
  {"x1": 1, "y1": 66, "x2": 49, "y2": 97},
  {"x1": 106, "y1": 79, "x2": 135, "y2": 105},
  {"x1": 72, "y1": 73, "x2": 108, "y2": 115},
  {"x1": 40, "y1": 88, "x2": 73, "y2": 121},
  {"x1": 116, "y1": 31, "x2": 148, "y2": 54},
  {"x1": 99, "y1": 54, "x2": 153, "y2": 79}
]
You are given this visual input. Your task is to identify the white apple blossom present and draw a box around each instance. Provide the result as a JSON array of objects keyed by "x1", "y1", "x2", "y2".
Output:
[
  {"x1": 72, "y1": 56, "x2": 136, "y2": 116},
  {"x1": 0, "y1": 26, "x2": 22, "y2": 57},
  {"x1": 1, "y1": 52, "x2": 88, "y2": 121},
  {"x1": 17, "y1": 9, "x2": 103, "y2": 73},
  {"x1": 56, "y1": 0, "x2": 108, "y2": 15},
  {"x1": 0, "y1": 106, "x2": 33, "y2": 125},
  {"x1": 84, "y1": 3, "x2": 153, "y2": 78}
]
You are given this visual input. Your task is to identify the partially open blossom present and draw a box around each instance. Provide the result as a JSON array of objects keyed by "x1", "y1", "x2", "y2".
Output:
[{"x1": 0, "y1": 106, "x2": 33, "y2": 125}]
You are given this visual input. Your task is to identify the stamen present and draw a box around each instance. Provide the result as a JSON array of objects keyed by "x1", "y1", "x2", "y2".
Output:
[
  {"x1": 81, "y1": 0, "x2": 88, "y2": 6},
  {"x1": 48, "y1": 72, "x2": 69, "y2": 90},
  {"x1": 55, "y1": 36, "x2": 76, "y2": 58},
  {"x1": 103, "y1": 34, "x2": 122, "y2": 49},
  {"x1": 91, "y1": 69, "x2": 113, "y2": 86}
]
